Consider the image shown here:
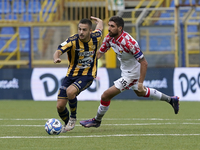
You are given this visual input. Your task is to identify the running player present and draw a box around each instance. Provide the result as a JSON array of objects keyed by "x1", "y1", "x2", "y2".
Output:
[
  {"x1": 53, "y1": 16, "x2": 103, "y2": 132},
  {"x1": 80, "y1": 16, "x2": 179, "y2": 128}
]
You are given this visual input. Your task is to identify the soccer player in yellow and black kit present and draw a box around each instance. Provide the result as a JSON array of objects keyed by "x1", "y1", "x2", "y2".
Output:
[{"x1": 53, "y1": 16, "x2": 103, "y2": 133}]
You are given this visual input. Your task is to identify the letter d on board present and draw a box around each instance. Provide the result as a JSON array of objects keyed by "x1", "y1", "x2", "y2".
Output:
[
  {"x1": 179, "y1": 73, "x2": 189, "y2": 97},
  {"x1": 40, "y1": 74, "x2": 58, "y2": 96}
]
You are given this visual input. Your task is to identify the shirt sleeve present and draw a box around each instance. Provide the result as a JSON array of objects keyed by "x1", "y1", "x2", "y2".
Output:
[
  {"x1": 99, "y1": 34, "x2": 111, "y2": 53},
  {"x1": 57, "y1": 39, "x2": 72, "y2": 54},
  {"x1": 126, "y1": 39, "x2": 144, "y2": 61}
]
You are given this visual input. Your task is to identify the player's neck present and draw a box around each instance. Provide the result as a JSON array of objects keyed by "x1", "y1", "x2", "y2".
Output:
[
  {"x1": 80, "y1": 37, "x2": 91, "y2": 43},
  {"x1": 114, "y1": 31, "x2": 123, "y2": 40}
]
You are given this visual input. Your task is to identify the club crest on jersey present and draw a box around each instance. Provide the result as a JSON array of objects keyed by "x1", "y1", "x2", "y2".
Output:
[
  {"x1": 91, "y1": 45, "x2": 96, "y2": 50},
  {"x1": 119, "y1": 50, "x2": 123, "y2": 54}
]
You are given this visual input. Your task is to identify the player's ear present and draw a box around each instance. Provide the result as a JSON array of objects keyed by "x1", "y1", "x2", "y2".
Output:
[{"x1": 118, "y1": 26, "x2": 123, "y2": 32}]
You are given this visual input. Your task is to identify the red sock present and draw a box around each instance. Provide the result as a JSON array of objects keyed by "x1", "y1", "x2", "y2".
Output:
[{"x1": 100, "y1": 100, "x2": 110, "y2": 106}]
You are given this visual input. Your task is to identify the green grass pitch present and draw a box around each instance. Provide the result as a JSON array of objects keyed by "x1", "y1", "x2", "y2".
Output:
[{"x1": 0, "y1": 100, "x2": 200, "y2": 150}]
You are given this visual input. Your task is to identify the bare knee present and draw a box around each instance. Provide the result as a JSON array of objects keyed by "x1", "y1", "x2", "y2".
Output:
[{"x1": 66, "y1": 86, "x2": 77, "y2": 100}]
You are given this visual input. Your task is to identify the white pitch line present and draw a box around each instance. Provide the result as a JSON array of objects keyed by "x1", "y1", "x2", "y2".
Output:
[
  {"x1": 1, "y1": 122, "x2": 200, "y2": 127},
  {"x1": 1, "y1": 118, "x2": 200, "y2": 121},
  {"x1": 1, "y1": 134, "x2": 200, "y2": 139}
]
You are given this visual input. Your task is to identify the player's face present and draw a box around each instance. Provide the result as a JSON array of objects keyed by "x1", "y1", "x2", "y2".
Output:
[
  {"x1": 108, "y1": 21, "x2": 122, "y2": 38},
  {"x1": 78, "y1": 23, "x2": 92, "y2": 41}
]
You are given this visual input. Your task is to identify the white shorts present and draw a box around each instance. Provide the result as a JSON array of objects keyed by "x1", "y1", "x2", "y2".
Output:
[{"x1": 114, "y1": 76, "x2": 139, "y2": 92}]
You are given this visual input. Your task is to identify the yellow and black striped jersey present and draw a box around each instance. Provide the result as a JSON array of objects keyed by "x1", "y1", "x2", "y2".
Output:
[{"x1": 57, "y1": 29, "x2": 102, "y2": 78}]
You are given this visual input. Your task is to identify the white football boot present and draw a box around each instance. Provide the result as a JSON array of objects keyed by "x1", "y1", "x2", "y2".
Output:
[{"x1": 61, "y1": 117, "x2": 76, "y2": 132}]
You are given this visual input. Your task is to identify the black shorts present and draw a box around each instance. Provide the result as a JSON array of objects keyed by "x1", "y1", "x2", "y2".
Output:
[{"x1": 58, "y1": 76, "x2": 94, "y2": 99}]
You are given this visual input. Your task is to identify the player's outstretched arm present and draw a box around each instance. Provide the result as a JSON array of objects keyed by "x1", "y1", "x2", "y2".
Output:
[
  {"x1": 138, "y1": 57, "x2": 148, "y2": 92},
  {"x1": 91, "y1": 16, "x2": 103, "y2": 31},
  {"x1": 53, "y1": 50, "x2": 62, "y2": 63}
]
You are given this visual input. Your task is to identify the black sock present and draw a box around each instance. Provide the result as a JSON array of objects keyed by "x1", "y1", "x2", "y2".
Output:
[
  {"x1": 68, "y1": 97, "x2": 77, "y2": 118},
  {"x1": 58, "y1": 107, "x2": 69, "y2": 125}
]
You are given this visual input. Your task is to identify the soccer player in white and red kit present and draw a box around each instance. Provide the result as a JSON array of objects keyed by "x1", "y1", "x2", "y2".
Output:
[{"x1": 80, "y1": 16, "x2": 179, "y2": 128}]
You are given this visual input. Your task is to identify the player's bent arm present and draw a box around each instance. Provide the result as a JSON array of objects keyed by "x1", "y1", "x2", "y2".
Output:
[
  {"x1": 53, "y1": 50, "x2": 62, "y2": 63},
  {"x1": 138, "y1": 57, "x2": 148, "y2": 83},
  {"x1": 137, "y1": 57, "x2": 148, "y2": 92},
  {"x1": 91, "y1": 16, "x2": 103, "y2": 31},
  {"x1": 97, "y1": 50, "x2": 104, "y2": 59}
]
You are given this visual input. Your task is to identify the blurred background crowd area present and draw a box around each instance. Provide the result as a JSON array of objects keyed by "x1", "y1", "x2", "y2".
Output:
[{"x1": 0, "y1": 0, "x2": 199, "y2": 69}]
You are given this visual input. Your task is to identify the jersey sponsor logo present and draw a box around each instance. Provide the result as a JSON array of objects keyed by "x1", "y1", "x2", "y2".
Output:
[
  {"x1": 79, "y1": 51, "x2": 94, "y2": 57},
  {"x1": 77, "y1": 57, "x2": 93, "y2": 68},
  {"x1": 75, "y1": 48, "x2": 84, "y2": 51}
]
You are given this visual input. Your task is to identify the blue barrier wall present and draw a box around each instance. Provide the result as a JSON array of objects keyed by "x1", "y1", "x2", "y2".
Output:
[{"x1": 0, "y1": 68, "x2": 199, "y2": 101}]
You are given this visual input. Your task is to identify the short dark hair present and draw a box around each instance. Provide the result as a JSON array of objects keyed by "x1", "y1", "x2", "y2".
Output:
[
  {"x1": 79, "y1": 18, "x2": 92, "y2": 29},
  {"x1": 109, "y1": 16, "x2": 124, "y2": 29}
]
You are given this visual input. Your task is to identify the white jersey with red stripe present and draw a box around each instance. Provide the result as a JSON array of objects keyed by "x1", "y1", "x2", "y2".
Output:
[{"x1": 99, "y1": 31, "x2": 144, "y2": 78}]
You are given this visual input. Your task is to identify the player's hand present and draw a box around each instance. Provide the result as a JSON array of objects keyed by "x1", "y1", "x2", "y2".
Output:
[
  {"x1": 138, "y1": 82, "x2": 146, "y2": 92},
  {"x1": 54, "y1": 58, "x2": 61, "y2": 64},
  {"x1": 91, "y1": 16, "x2": 100, "y2": 23}
]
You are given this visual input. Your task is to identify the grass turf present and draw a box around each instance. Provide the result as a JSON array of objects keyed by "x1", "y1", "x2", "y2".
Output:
[{"x1": 0, "y1": 100, "x2": 200, "y2": 150}]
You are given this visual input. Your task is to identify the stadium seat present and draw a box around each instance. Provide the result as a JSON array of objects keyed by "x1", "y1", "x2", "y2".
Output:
[
  {"x1": 139, "y1": 36, "x2": 146, "y2": 51},
  {"x1": 0, "y1": 40, "x2": 7, "y2": 51},
  {"x1": 13, "y1": 0, "x2": 26, "y2": 13},
  {"x1": 6, "y1": 39, "x2": 23, "y2": 52},
  {"x1": 33, "y1": 27, "x2": 40, "y2": 39},
  {"x1": 0, "y1": 27, "x2": 15, "y2": 40},
  {"x1": 0, "y1": 1, "x2": 11, "y2": 14},
  {"x1": 6, "y1": 39, "x2": 17, "y2": 52},
  {"x1": 43, "y1": 0, "x2": 56, "y2": 13},
  {"x1": 4, "y1": 14, "x2": 17, "y2": 20},
  {"x1": 27, "y1": 1, "x2": 41, "y2": 13},
  {"x1": 22, "y1": 39, "x2": 38, "y2": 52},
  {"x1": 21, "y1": 14, "x2": 33, "y2": 22},
  {"x1": 19, "y1": 27, "x2": 30, "y2": 39},
  {"x1": 155, "y1": 12, "x2": 174, "y2": 25}
]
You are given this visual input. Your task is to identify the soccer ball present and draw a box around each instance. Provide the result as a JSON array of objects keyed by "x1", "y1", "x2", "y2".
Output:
[{"x1": 45, "y1": 118, "x2": 62, "y2": 135}]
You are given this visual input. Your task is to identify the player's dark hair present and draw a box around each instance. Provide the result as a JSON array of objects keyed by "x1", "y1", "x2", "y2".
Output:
[
  {"x1": 79, "y1": 18, "x2": 92, "y2": 29},
  {"x1": 109, "y1": 16, "x2": 124, "y2": 29}
]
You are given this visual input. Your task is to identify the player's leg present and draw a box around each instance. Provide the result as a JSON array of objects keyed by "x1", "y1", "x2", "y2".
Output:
[
  {"x1": 133, "y1": 85, "x2": 179, "y2": 114},
  {"x1": 80, "y1": 79, "x2": 122, "y2": 128},
  {"x1": 57, "y1": 98, "x2": 69, "y2": 125},
  {"x1": 95, "y1": 85, "x2": 121, "y2": 121},
  {"x1": 64, "y1": 75, "x2": 95, "y2": 131},
  {"x1": 63, "y1": 84, "x2": 78, "y2": 131}
]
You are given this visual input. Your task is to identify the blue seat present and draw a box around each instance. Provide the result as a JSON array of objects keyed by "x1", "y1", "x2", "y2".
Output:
[
  {"x1": 19, "y1": 27, "x2": 30, "y2": 39},
  {"x1": 13, "y1": 1, "x2": 26, "y2": 13},
  {"x1": 0, "y1": 40, "x2": 7, "y2": 51},
  {"x1": 43, "y1": 0, "x2": 56, "y2": 13},
  {"x1": 22, "y1": 40, "x2": 38, "y2": 52},
  {"x1": 7, "y1": 40, "x2": 17, "y2": 52},
  {"x1": 149, "y1": 36, "x2": 171, "y2": 51},
  {"x1": 0, "y1": 27, "x2": 15, "y2": 40},
  {"x1": 185, "y1": 0, "x2": 196, "y2": 5},
  {"x1": 155, "y1": 12, "x2": 174, "y2": 25},
  {"x1": 4, "y1": 14, "x2": 17, "y2": 20},
  {"x1": 6, "y1": 40, "x2": 23, "y2": 52},
  {"x1": 28, "y1": 1, "x2": 41, "y2": 13},
  {"x1": 21, "y1": 14, "x2": 33, "y2": 22},
  {"x1": 139, "y1": 36, "x2": 146, "y2": 51},
  {"x1": 0, "y1": 1, "x2": 11, "y2": 14},
  {"x1": 33, "y1": 27, "x2": 40, "y2": 39}
]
